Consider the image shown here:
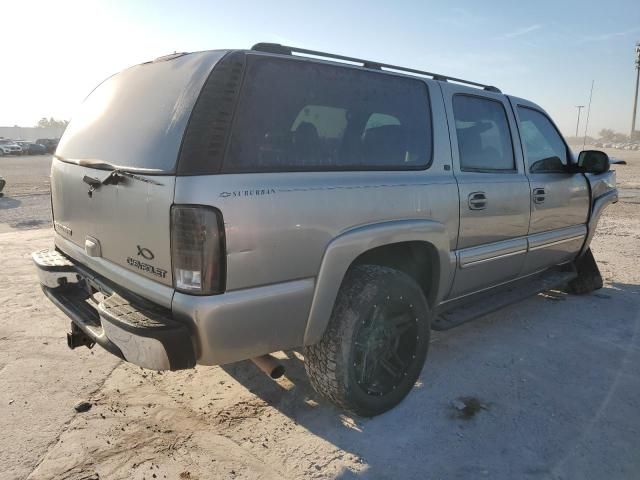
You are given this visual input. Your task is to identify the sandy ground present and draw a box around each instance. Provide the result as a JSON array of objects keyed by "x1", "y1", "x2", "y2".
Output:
[
  {"x1": 0, "y1": 154, "x2": 52, "y2": 233},
  {"x1": 0, "y1": 152, "x2": 639, "y2": 479}
]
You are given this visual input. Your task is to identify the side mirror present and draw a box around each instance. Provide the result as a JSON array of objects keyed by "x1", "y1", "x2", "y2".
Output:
[{"x1": 578, "y1": 150, "x2": 610, "y2": 174}]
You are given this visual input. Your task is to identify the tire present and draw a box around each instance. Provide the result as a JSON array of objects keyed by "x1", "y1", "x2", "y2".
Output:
[
  {"x1": 565, "y1": 248, "x2": 603, "y2": 294},
  {"x1": 304, "y1": 265, "x2": 431, "y2": 417}
]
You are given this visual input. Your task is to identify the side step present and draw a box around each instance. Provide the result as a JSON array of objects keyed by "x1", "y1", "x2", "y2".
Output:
[{"x1": 433, "y1": 268, "x2": 577, "y2": 331}]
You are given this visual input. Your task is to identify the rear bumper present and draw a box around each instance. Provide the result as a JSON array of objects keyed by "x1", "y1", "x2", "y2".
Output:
[{"x1": 32, "y1": 249, "x2": 195, "y2": 371}]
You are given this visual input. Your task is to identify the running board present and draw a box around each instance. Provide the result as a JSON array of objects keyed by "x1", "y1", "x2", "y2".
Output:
[{"x1": 433, "y1": 269, "x2": 577, "y2": 331}]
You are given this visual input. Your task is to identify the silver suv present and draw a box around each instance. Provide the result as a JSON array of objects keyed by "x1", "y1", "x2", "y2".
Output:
[{"x1": 33, "y1": 44, "x2": 617, "y2": 416}]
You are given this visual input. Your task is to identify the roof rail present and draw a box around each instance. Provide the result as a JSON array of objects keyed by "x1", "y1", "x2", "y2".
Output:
[{"x1": 251, "y1": 43, "x2": 501, "y2": 93}]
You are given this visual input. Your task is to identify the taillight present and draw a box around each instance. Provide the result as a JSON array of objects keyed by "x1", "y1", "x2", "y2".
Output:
[{"x1": 170, "y1": 205, "x2": 225, "y2": 295}]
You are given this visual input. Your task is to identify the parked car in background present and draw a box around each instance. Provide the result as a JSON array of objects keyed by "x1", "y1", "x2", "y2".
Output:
[
  {"x1": 35, "y1": 138, "x2": 59, "y2": 154},
  {"x1": 16, "y1": 141, "x2": 47, "y2": 155},
  {"x1": 0, "y1": 139, "x2": 23, "y2": 155}
]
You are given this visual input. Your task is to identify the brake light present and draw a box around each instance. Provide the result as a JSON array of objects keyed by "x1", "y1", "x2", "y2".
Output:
[{"x1": 170, "y1": 205, "x2": 225, "y2": 295}]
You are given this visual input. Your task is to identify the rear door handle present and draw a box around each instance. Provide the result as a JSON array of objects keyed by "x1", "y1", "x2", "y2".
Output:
[
  {"x1": 468, "y1": 191, "x2": 487, "y2": 210},
  {"x1": 533, "y1": 187, "x2": 546, "y2": 204}
]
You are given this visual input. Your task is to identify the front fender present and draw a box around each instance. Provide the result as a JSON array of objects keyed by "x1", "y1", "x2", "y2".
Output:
[
  {"x1": 303, "y1": 219, "x2": 452, "y2": 345},
  {"x1": 580, "y1": 170, "x2": 618, "y2": 256}
]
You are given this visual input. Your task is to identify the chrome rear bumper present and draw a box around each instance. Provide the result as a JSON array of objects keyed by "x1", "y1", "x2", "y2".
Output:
[{"x1": 32, "y1": 249, "x2": 195, "y2": 371}]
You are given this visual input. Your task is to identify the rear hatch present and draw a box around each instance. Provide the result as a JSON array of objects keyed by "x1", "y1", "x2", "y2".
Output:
[{"x1": 52, "y1": 50, "x2": 226, "y2": 295}]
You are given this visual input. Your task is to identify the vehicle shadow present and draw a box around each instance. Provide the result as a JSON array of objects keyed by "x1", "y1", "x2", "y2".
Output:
[
  {"x1": 0, "y1": 196, "x2": 21, "y2": 210},
  {"x1": 222, "y1": 281, "x2": 640, "y2": 479}
]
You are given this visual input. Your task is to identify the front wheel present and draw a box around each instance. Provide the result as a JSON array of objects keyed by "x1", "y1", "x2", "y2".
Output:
[{"x1": 304, "y1": 265, "x2": 431, "y2": 417}]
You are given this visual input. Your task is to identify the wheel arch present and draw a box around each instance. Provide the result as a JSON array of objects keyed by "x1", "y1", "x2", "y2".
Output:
[
  {"x1": 303, "y1": 219, "x2": 453, "y2": 345},
  {"x1": 351, "y1": 241, "x2": 440, "y2": 308}
]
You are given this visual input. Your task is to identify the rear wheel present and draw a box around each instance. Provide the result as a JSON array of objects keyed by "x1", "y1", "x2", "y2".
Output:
[
  {"x1": 565, "y1": 248, "x2": 603, "y2": 294},
  {"x1": 304, "y1": 265, "x2": 431, "y2": 417}
]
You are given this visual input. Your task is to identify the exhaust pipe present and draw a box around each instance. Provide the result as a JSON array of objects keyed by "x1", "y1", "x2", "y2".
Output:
[{"x1": 251, "y1": 354, "x2": 285, "y2": 379}]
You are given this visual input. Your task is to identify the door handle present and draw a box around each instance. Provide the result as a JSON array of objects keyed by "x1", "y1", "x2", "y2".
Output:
[
  {"x1": 533, "y1": 187, "x2": 546, "y2": 204},
  {"x1": 468, "y1": 192, "x2": 487, "y2": 210}
]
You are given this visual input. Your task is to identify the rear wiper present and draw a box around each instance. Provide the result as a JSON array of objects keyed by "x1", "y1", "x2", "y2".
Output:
[
  {"x1": 55, "y1": 156, "x2": 166, "y2": 174},
  {"x1": 82, "y1": 165, "x2": 163, "y2": 197}
]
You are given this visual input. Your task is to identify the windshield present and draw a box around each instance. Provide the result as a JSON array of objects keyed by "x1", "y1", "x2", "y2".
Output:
[{"x1": 56, "y1": 50, "x2": 225, "y2": 173}]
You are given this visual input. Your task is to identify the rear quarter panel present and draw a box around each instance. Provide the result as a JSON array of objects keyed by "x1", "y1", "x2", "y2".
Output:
[{"x1": 174, "y1": 170, "x2": 459, "y2": 291}]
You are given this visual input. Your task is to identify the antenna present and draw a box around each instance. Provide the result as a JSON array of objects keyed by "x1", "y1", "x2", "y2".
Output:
[{"x1": 582, "y1": 80, "x2": 594, "y2": 150}]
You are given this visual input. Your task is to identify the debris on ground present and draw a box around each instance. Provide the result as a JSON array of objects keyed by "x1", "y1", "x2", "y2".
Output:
[
  {"x1": 74, "y1": 401, "x2": 92, "y2": 413},
  {"x1": 451, "y1": 396, "x2": 487, "y2": 419}
]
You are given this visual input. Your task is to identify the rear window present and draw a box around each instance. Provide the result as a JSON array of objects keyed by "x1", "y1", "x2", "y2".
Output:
[
  {"x1": 56, "y1": 51, "x2": 225, "y2": 172},
  {"x1": 223, "y1": 56, "x2": 432, "y2": 172}
]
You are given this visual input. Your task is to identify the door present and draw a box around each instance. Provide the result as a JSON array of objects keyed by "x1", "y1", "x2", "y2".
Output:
[
  {"x1": 442, "y1": 86, "x2": 531, "y2": 298},
  {"x1": 509, "y1": 99, "x2": 590, "y2": 274}
]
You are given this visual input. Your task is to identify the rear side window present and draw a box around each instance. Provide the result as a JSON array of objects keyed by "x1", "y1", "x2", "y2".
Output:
[
  {"x1": 517, "y1": 106, "x2": 568, "y2": 172},
  {"x1": 452, "y1": 95, "x2": 515, "y2": 172},
  {"x1": 223, "y1": 56, "x2": 432, "y2": 172}
]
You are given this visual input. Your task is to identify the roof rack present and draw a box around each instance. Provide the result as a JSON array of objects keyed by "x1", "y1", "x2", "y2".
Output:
[{"x1": 251, "y1": 43, "x2": 501, "y2": 93}]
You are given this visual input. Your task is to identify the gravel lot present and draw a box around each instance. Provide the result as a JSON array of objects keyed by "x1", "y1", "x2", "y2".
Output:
[
  {"x1": 0, "y1": 151, "x2": 638, "y2": 479},
  {"x1": 0, "y1": 154, "x2": 52, "y2": 232}
]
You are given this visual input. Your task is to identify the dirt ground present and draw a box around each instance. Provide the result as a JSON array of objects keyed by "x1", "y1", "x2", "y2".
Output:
[{"x1": 0, "y1": 151, "x2": 638, "y2": 479}]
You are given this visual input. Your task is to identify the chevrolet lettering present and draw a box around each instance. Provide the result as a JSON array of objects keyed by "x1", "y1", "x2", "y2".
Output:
[{"x1": 126, "y1": 257, "x2": 167, "y2": 278}]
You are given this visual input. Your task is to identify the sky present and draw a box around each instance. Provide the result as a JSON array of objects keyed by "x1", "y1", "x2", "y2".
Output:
[{"x1": 1, "y1": 0, "x2": 639, "y2": 137}]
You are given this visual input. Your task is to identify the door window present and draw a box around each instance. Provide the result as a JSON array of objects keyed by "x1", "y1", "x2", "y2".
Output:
[
  {"x1": 517, "y1": 107, "x2": 568, "y2": 173},
  {"x1": 452, "y1": 95, "x2": 515, "y2": 172}
]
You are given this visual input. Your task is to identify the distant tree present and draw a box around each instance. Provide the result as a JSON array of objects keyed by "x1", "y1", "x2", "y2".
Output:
[
  {"x1": 598, "y1": 128, "x2": 616, "y2": 141},
  {"x1": 36, "y1": 117, "x2": 69, "y2": 129},
  {"x1": 612, "y1": 132, "x2": 630, "y2": 143},
  {"x1": 598, "y1": 128, "x2": 630, "y2": 143}
]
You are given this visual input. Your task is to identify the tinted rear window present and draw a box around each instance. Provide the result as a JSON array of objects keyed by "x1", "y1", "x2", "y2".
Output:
[
  {"x1": 223, "y1": 56, "x2": 432, "y2": 172},
  {"x1": 56, "y1": 51, "x2": 225, "y2": 172}
]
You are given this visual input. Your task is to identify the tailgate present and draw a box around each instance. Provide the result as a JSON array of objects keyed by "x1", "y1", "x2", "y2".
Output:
[{"x1": 51, "y1": 159, "x2": 175, "y2": 287}]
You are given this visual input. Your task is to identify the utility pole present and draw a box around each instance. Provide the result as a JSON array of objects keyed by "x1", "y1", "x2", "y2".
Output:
[
  {"x1": 632, "y1": 42, "x2": 640, "y2": 139},
  {"x1": 575, "y1": 105, "x2": 584, "y2": 138},
  {"x1": 583, "y1": 80, "x2": 594, "y2": 150}
]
